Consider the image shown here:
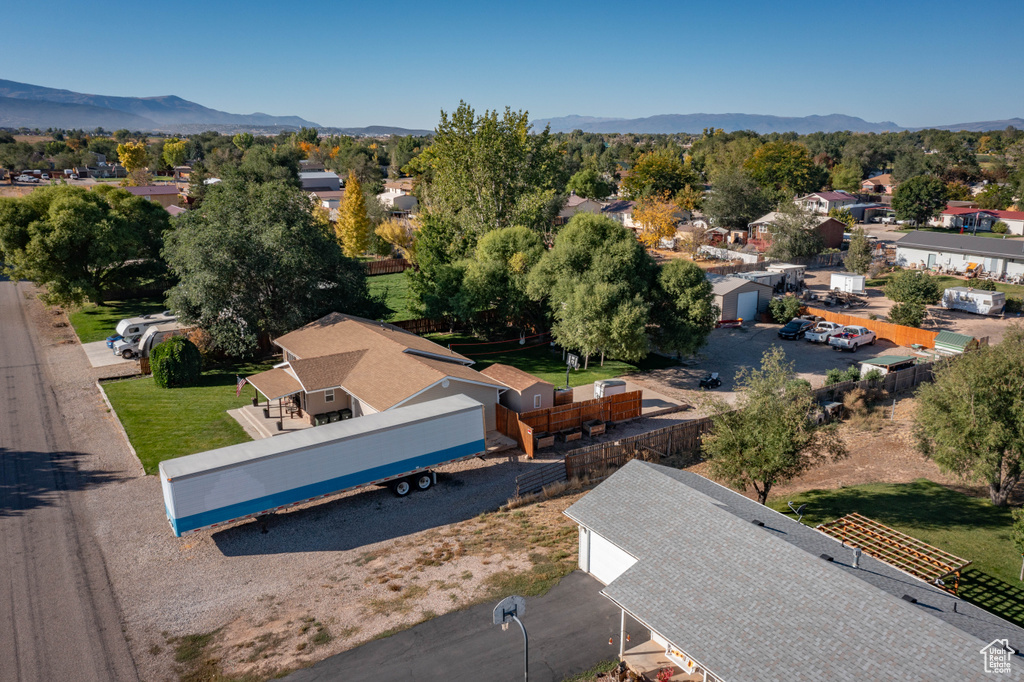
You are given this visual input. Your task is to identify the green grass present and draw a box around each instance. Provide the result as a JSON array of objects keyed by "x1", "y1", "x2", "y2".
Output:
[
  {"x1": 895, "y1": 226, "x2": 1021, "y2": 239},
  {"x1": 103, "y1": 360, "x2": 271, "y2": 474},
  {"x1": 68, "y1": 295, "x2": 167, "y2": 343},
  {"x1": 770, "y1": 480, "x2": 1024, "y2": 627},
  {"x1": 560, "y1": 659, "x2": 619, "y2": 682},
  {"x1": 368, "y1": 272, "x2": 417, "y2": 322},
  {"x1": 425, "y1": 332, "x2": 678, "y2": 388},
  {"x1": 865, "y1": 272, "x2": 1024, "y2": 298}
]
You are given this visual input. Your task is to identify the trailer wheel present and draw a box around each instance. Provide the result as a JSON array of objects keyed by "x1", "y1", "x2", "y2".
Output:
[
  {"x1": 414, "y1": 473, "x2": 432, "y2": 491},
  {"x1": 390, "y1": 479, "x2": 411, "y2": 497}
]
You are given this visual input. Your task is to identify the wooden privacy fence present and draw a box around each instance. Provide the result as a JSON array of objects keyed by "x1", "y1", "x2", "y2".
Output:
[
  {"x1": 392, "y1": 317, "x2": 456, "y2": 335},
  {"x1": 563, "y1": 417, "x2": 714, "y2": 480},
  {"x1": 804, "y1": 306, "x2": 939, "y2": 349},
  {"x1": 811, "y1": 361, "x2": 936, "y2": 403},
  {"x1": 495, "y1": 392, "x2": 643, "y2": 457},
  {"x1": 514, "y1": 462, "x2": 568, "y2": 497},
  {"x1": 364, "y1": 258, "x2": 410, "y2": 276}
]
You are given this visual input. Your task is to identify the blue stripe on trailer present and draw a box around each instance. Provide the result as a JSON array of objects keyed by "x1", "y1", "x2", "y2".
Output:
[{"x1": 167, "y1": 439, "x2": 485, "y2": 536}]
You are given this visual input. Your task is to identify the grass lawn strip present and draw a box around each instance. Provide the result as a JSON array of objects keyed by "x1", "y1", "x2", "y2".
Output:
[
  {"x1": 866, "y1": 272, "x2": 1024, "y2": 298},
  {"x1": 770, "y1": 479, "x2": 1024, "y2": 627},
  {"x1": 103, "y1": 360, "x2": 271, "y2": 474},
  {"x1": 367, "y1": 272, "x2": 417, "y2": 322},
  {"x1": 426, "y1": 332, "x2": 678, "y2": 388},
  {"x1": 895, "y1": 226, "x2": 1021, "y2": 239},
  {"x1": 68, "y1": 295, "x2": 167, "y2": 343}
]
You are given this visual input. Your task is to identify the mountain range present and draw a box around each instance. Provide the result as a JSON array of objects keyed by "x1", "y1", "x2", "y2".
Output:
[{"x1": 531, "y1": 113, "x2": 1024, "y2": 135}]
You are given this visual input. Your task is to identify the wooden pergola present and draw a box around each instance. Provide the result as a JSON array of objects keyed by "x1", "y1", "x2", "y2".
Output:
[{"x1": 817, "y1": 513, "x2": 971, "y2": 594}]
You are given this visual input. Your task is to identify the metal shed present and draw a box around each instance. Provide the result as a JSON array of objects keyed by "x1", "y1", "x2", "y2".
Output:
[
  {"x1": 708, "y1": 275, "x2": 772, "y2": 323},
  {"x1": 933, "y1": 331, "x2": 976, "y2": 355}
]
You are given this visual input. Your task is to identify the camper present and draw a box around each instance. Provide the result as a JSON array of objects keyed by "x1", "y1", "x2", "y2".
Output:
[
  {"x1": 941, "y1": 287, "x2": 1005, "y2": 316},
  {"x1": 735, "y1": 270, "x2": 785, "y2": 292},
  {"x1": 113, "y1": 321, "x2": 186, "y2": 359},
  {"x1": 830, "y1": 272, "x2": 866, "y2": 295},
  {"x1": 765, "y1": 263, "x2": 806, "y2": 291},
  {"x1": 111, "y1": 311, "x2": 177, "y2": 342}
]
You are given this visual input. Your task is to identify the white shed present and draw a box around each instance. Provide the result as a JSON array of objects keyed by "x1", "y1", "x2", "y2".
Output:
[{"x1": 830, "y1": 272, "x2": 866, "y2": 294}]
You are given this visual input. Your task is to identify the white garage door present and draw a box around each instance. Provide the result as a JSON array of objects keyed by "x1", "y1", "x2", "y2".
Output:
[
  {"x1": 736, "y1": 291, "x2": 758, "y2": 323},
  {"x1": 589, "y1": 532, "x2": 637, "y2": 585}
]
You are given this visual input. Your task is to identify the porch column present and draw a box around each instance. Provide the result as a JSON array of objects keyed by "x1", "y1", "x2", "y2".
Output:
[{"x1": 619, "y1": 609, "x2": 625, "y2": 658}]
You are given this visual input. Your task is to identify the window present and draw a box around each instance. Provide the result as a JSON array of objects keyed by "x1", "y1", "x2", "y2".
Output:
[
  {"x1": 325, "y1": 390, "x2": 335, "y2": 403},
  {"x1": 533, "y1": 394, "x2": 542, "y2": 409}
]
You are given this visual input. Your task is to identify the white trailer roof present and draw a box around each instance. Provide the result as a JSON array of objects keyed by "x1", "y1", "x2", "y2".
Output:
[{"x1": 160, "y1": 394, "x2": 483, "y2": 480}]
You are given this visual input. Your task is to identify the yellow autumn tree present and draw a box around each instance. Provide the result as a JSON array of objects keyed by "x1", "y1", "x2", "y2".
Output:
[
  {"x1": 633, "y1": 197, "x2": 680, "y2": 249},
  {"x1": 375, "y1": 218, "x2": 414, "y2": 259},
  {"x1": 117, "y1": 140, "x2": 150, "y2": 186},
  {"x1": 336, "y1": 171, "x2": 372, "y2": 257}
]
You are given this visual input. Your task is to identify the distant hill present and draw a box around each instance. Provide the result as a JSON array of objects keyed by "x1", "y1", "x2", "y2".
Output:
[
  {"x1": 0, "y1": 79, "x2": 320, "y2": 131},
  {"x1": 532, "y1": 113, "x2": 1024, "y2": 135},
  {"x1": 320, "y1": 125, "x2": 433, "y2": 137}
]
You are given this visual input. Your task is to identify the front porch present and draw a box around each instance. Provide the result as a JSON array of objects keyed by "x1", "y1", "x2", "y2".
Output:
[
  {"x1": 620, "y1": 640, "x2": 707, "y2": 681},
  {"x1": 229, "y1": 403, "x2": 314, "y2": 439}
]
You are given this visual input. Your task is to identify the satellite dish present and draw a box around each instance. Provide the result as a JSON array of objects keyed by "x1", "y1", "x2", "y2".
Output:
[{"x1": 493, "y1": 595, "x2": 526, "y2": 625}]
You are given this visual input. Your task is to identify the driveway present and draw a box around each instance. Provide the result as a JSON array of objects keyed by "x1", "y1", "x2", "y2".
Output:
[
  {"x1": 81, "y1": 340, "x2": 133, "y2": 368},
  {"x1": 283, "y1": 571, "x2": 637, "y2": 682}
]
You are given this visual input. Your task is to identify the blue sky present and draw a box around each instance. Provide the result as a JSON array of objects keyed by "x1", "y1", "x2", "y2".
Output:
[{"x1": 4, "y1": 0, "x2": 1022, "y2": 130}]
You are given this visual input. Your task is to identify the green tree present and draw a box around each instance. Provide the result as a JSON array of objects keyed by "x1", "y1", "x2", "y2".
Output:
[
  {"x1": 829, "y1": 161, "x2": 863, "y2": 193},
  {"x1": 407, "y1": 214, "x2": 475, "y2": 321},
  {"x1": 744, "y1": 140, "x2": 827, "y2": 198},
  {"x1": 161, "y1": 138, "x2": 188, "y2": 169},
  {"x1": 163, "y1": 179, "x2": 381, "y2": 356},
  {"x1": 976, "y1": 184, "x2": 1015, "y2": 210},
  {"x1": 232, "y1": 132, "x2": 255, "y2": 151},
  {"x1": 651, "y1": 260, "x2": 719, "y2": 356},
  {"x1": 527, "y1": 213, "x2": 660, "y2": 366},
  {"x1": 702, "y1": 169, "x2": 773, "y2": 229},
  {"x1": 891, "y1": 175, "x2": 947, "y2": 224},
  {"x1": 768, "y1": 295, "x2": 802, "y2": 324},
  {"x1": 914, "y1": 327, "x2": 1024, "y2": 505},
  {"x1": 151, "y1": 336, "x2": 202, "y2": 388},
  {"x1": 566, "y1": 167, "x2": 615, "y2": 200},
  {"x1": 461, "y1": 226, "x2": 546, "y2": 330},
  {"x1": 0, "y1": 185, "x2": 168, "y2": 306},
  {"x1": 883, "y1": 270, "x2": 941, "y2": 305},
  {"x1": 117, "y1": 140, "x2": 150, "y2": 186},
  {"x1": 887, "y1": 301, "x2": 926, "y2": 327},
  {"x1": 892, "y1": 150, "x2": 931, "y2": 183},
  {"x1": 228, "y1": 145, "x2": 301, "y2": 186},
  {"x1": 185, "y1": 160, "x2": 209, "y2": 208},
  {"x1": 827, "y1": 207, "x2": 856, "y2": 228},
  {"x1": 766, "y1": 205, "x2": 826, "y2": 261},
  {"x1": 703, "y1": 346, "x2": 847, "y2": 504},
  {"x1": 620, "y1": 150, "x2": 699, "y2": 200},
  {"x1": 845, "y1": 227, "x2": 873, "y2": 275},
  {"x1": 336, "y1": 171, "x2": 372, "y2": 257}
]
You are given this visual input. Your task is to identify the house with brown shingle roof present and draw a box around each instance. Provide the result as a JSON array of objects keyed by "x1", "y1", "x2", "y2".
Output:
[
  {"x1": 480, "y1": 363, "x2": 554, "y2": 413},
  {"x1": 245, "y1": 314, "x2": 507, "y2": 430}
]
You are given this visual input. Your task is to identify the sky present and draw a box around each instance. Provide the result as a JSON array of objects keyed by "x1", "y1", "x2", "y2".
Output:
[{"x1": 4, "y1": 0, "x2": 1023, "y2": 130}]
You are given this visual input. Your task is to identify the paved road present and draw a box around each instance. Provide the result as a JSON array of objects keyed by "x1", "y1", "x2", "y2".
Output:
[
  {"x1": 0, "y1": 281, "x2": 137, "y2": 681},
  {"x1": 285, "y1": 571, "x2": 642, "y2": 682}
]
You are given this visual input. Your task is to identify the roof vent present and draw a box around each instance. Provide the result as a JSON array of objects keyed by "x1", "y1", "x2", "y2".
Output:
[
  {"x1": 819, "y1": 554, "x2": 834, "y2": 562},
  {"x1": 751, "y1": 519, "x2": 765, "y2": 527},
  {"x1": 902, "y1": 595, "x2": 918, "y2": 604}
]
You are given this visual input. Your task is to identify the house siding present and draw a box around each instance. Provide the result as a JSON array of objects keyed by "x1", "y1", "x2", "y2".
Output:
[
  {"x1": 499, "y1": 381, "x2": 554, "y2": 413},
  {"x1": 304, "y1": 389, "x2": 352, "y2": 418},
  {"x1": 895, "y1": 245, "x2": 1024, "y2": 277},
  {"x1": 399, "y1": 380, "x2": 500, "y2": 431}
]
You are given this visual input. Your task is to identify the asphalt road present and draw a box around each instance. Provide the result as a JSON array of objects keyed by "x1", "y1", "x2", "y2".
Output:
[
  {"x1": 0, "y1": 281, "x2": 137, "y2": 681},
  {"x1": 285, "y1": 571, "x2": 642, "y2": 682}
]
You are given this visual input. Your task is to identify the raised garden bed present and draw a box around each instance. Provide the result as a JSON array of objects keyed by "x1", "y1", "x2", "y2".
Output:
[
  {"x1": 533, "y1": 431, "x2": 555, "y2": 449},
  {"x1": 560, "y1": 429, "x2": 582, "y2": 443},
  {"x1": 583, "y1": 420, "x2": 606, "y2": 437}
]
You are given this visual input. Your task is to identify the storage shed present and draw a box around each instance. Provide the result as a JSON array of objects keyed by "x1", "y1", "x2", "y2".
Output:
[
  {"x1": 859, "y1": 355, "x2": 916, "y2": 377},
  {"x1": 480, "y1": 363, "x2": 554, "y2": 413},
  {"x1": 933, "y1": 331, "x2": 977, "y2": 355},
  {"x1": 707, "y1": 275, "x2": 772, "y2": 323},
  {"x1": 830, "y1": 272, "x2": 866, "y2": 294}
]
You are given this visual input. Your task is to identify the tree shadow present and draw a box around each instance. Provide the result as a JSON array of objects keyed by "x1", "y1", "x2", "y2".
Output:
[{"x1": 0, "y1": 447, "x2": 122, "y2": 517}]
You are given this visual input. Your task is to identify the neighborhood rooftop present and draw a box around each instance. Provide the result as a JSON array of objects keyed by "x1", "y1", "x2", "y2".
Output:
[
  {"x1": 897, "y1": 230, "x2": 1024, "y2": 259},
  {"x1": 565, "y1": 461, "x2": 1024, "y2": 681}
]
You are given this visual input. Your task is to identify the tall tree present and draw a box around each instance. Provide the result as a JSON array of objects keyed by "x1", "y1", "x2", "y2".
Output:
[
  {"x1": 744, "y1": 140, "x2": 827, "y2": 198},
  {"x1": 232, "y1": 132, "x2": 255, "y2": 151},
  {"x1": 336, "y1": 171, "x2": 372, "y2": 257},
  {"x1": 461, "y1": 226, "x2": 546, "y2": 330},
  {"x1": 620, "y1": 150, "x2": 699, "y2": 200},
  {"x1": 566, "y1": 167, "x2": 615, "y2": 199},
  {"x1": 766, "y1": 205, "x2": 826, "y2": 261},
  {"x1": 829, "y1": 161, "x2": 863, "y2": 193},
  {"x1": 632, "y1": 198, "x2": 680, "y2": 248},
  {"x1": 117, "y1": 140, "x2": 150, "y2": 186},
  {"x1": 845, "y1": 227, "x2": 873, "y2": 275},
  {"x1": 914, "y1": 327, "x2": 1024, "y2": 506},
  {"x1": 161, "y1": 138, "x2": 188, "y2": 169},
  {"x1": 650, "y1": 260, "x2": 719, "y2": 356},
  {"x1": 703, "y1": 346, "x2": 847, "y2": 504},
  {"x1": 892, "y1": 175, "x2": 947, "y2": 224},
  {"x1": 702, "y1": 169, "x2": 773, "y2": 229},
  {"x1": 163, "y1": 179, "x2": 381, "y2": 355}
]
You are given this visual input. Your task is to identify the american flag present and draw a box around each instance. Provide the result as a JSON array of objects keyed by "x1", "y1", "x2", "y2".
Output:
[{"x1": 236, "y1": 375, "x2": 247, "y2": 397}]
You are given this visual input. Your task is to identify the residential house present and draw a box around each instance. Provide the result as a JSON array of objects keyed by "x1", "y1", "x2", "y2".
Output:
[
  {"x1": 895, "y1": 230, "x2": 1024, "y2": 280},
  {"x1": 794, "y1": 190, "x2": 858, "y2": 214},
  {"x1": 122, "y1": 185, "x2": 180, "y2": 209},
  {"x1": 937, "y1": 207, "x2": 1024, "y2": 235},
  {"x1": 298, "y1": 171, "x2": 342, "y2": 192},
  {"x1": 746, "y1": 212, "x2": 846, "y2": 251},
  {"x1": 480, "y1": 364, "x2": 554, "y2": 413},
  {"x1": 556, "y1": 193, "x2": 604, "y2": 225},
  {"x1": 860, "y1": 173, "x2": 895, "y2": 194},
  {"x1": 166, "y1": 205, "x2": 187, "y2": 217},
  {"x1": 707, "y1": 275, "x2": 772, "y2": 323},
  {"x1": 566, "y1": 460, "x2": 1024, "y2": 681},
  {"x1": 244, "y1": 314, "x2": 507, "y2": 431},
  {"x1": 377, "y1": 178, "x2": 418, "y2": 216},
  {"x1": 299, "y1": 159, "x2": 326, "y2": 173}
]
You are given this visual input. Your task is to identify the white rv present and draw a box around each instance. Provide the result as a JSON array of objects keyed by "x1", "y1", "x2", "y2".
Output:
[{"x1": 941, "y1": 287, "x2": 1005, "y2": 316}]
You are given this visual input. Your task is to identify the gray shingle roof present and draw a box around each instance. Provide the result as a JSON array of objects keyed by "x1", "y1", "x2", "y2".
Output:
[
  {"x1": 897, "y1": 231, "x2": 1024, "y2": 260},
  {"x1": 564, "y1": 461, "x2": 1024, "y2": 681}
]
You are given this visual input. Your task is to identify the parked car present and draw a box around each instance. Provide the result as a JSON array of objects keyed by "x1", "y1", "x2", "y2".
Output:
[
  {"x1": 805, "y1": 321, "x2": 843, "y2": 343},
  {"x1": 778, "y1": 318, "x2": 814, "y2": 340},
  {"x1": 881, "y1": 216, "x2": 896, "y2": 224},
  {"x1": 105, "y1": 334, "x2": 123, "y2": 349},
  {"x1": 70, "y1": 174, "x2": 79, "y2": 180},
  {"x1": 828, "y1": 326, "x2": 877, "y2": 352},
  {"x1": 40, "y1": 173, "x2": 49, "y2": 180}
]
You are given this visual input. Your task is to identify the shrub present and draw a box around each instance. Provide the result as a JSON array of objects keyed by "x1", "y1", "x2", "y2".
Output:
[
  {"x1": 825, "y1": 368, "x2": 845, "y2": 386},
  {"x1": 151, "y1": 336, "x2": 202, "y2": 388},
  {"x1": 992, "y1": 221, "x2": 1009, "y2": 234},
  {"x1": 888, "y1": 301, "x2": 926, "y2": 327},
  {"x1": 972, "y1": 279, "x2": 997, "y2": 291},
  {"x1": 1006, "y1": 296, "x2": 1024, "y2": 314},
  {"x1": 769, "y1": 295, "x2": 802, "y2": 324},
  {"x1": 883, "y1": 270, "x2": 941, "y2": 305},
  {"x1": 863, "y1": 369, "x2": 883, "y2": 383}
]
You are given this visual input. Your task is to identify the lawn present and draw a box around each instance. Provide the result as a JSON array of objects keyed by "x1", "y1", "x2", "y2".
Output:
[
  {"x1": 425, "y1": 332, "x2": 679, "y2": 388},
  {"x1": 770, "y1": 480, "x2": 1024, "y2": 627},
  {"x1": 368, "y1": 272, "x2": 417, "y2": 322},
  {"x1": 68, "y1": 295, "x2": 168, "y2": 343},
  {"x1": 895, "y1": 226, "x2": 1021, "y2": 239},
  {"x1": 103, "y1": 360, "x2": 271, "y2": 474},
  {"x1": 866, "y1": 272, "x2": 1024, "y2": 298}
]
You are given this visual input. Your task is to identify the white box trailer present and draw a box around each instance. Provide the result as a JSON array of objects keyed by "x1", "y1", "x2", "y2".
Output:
[
  {"x1": 830, "y1": 272, "x2": 866, "y2": 294},
  {"x1": 594, "y1": 379, "x2": 626, "y2": 398},
  {"x1": 159, "y1": 395, "x2": 486, "y2": 536},
  {"x1": 941, "y1": 287, "x2": 1005, "y2": 316},
  {"x1": 766, "y1": 263, "x2": 806, "y2": 290}
]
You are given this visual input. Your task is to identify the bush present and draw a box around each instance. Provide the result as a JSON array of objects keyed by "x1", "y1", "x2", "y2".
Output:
[
  {"x1": 972, "y1": 279, "x2": 997, "y2": 291},
  {"x1": 883, "y1": 270, "x2": 941, "y2": 305},
  {"x1": 151, "y1": 336, "x2": 202, "y2": 388},
  {"x1": 888, "y1": 301, "x2": 926, "y2": 327},
  {"x1": 992, "y1": 221, "x2": 1009, "y2": 234},
  {"x1": 1006, "y1": 296, "x2": 1024, "y2": 314},
  {"x1": 825, "y1": 365, "x2": 862, "y2": 385},
  {"x1": 863, "y1": 369, "x2": 883, "y2": 383},
  {"x1": 769, "y1": 295, "x2": 802, "y2": 324}
]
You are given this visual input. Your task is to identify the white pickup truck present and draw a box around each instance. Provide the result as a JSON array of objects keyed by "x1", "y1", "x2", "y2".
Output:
[
  {"x1": 828, "y1": 326, "x2": 877, "y2": 352},
  {"x1": 804, "y1": 321, "x2": 843, "y2": 343}
]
